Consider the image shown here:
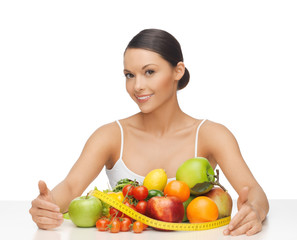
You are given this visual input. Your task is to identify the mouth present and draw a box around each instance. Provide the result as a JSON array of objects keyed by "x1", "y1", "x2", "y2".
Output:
[{"x1": 135, "y1": 93, "x2": 154, "y2": 103}]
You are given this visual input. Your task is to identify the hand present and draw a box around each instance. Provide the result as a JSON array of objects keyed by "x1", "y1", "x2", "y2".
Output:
[
  {"x1": 29, "y1": 180, "x2": 64, "y2": 230},
  {"x1": 223, "y1": 186, "x2": 263, "y2": 236}
]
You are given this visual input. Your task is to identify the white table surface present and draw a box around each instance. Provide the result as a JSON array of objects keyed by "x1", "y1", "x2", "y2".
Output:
[{"x1": 0, "y1": 199, "x2": 296, "y2": 240}]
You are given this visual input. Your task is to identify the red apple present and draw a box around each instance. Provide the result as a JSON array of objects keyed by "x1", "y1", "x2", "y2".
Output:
[
  {"x1": 204, "y1": 187, "x2": 233, "y2": 218},
  {"x1": 146, "y1": 196, "x2": 184, "y2": 226}
]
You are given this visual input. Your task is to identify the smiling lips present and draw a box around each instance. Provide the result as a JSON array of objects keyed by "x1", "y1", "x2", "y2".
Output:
[{"x1": 135, "y1": 93, "x2": 154, "y2": 103}]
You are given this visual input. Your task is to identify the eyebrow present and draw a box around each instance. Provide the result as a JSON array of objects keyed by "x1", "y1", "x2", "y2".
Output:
[{"x1": 123, "y1": 64, "x2": 158, "y2": 72}]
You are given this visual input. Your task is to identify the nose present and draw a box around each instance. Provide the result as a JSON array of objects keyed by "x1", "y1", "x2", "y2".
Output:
[{"x1": 134, "y1": 76, "x2": 145, "y2": 92}]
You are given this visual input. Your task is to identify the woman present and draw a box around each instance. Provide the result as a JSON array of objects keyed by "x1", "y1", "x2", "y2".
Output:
[{"x1": 29, "y1": 29, "x2": 269, "y2": 236}]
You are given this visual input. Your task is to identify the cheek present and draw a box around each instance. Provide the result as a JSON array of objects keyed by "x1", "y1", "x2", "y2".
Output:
[
  {"x1": 156, "y1": 74, "x2": 175, "y2": 92},
  {"x1": 126, "y1": 81, "x2": 133, "y2": 95}
]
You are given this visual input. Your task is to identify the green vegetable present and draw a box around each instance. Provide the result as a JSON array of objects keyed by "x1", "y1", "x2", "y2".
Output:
[
  {"x1": 92, "y1": 187, "x2": 110, "y2": 216},
  {"x1": 112, "y1": 178, "x2": 139, "y2": 192},
  {"x1": 182, "y1": 195, "x2": 195, "y2": 222},
  {"x1": 146, "y1": 189, "x2": 164, "y2": 200},
  {"x1": 115, "y1": 178, "x2": 134, "y2": 185}
]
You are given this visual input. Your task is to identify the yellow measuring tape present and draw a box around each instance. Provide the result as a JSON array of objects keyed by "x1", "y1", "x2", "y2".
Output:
[{"x1": 92, "y1": 190, "x2": 230, "y2": 231}]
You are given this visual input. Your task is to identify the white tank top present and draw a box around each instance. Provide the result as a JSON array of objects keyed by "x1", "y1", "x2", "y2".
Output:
[{"x1": 105, "y1": 119, "x2": 207, "y2": 188}]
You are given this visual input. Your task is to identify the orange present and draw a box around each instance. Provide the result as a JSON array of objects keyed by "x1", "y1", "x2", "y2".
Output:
[
  {"x1": 164, "y1": 180, "x2": 190, "y2": 202},
  {"x1": 187, "y1": 196, "x2": 218, "y2": 223}
]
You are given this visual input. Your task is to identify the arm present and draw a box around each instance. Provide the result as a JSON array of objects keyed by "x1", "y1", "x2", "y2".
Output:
[
  {"x1": 30, "y1": 122, "x2": 117, "y2": 229},
  {"x1": 51, "y1": 123, "x2": 114, "y2": 212},
  {"x1": 203, "y1": 121, "x2": 269, "y2": 236}
]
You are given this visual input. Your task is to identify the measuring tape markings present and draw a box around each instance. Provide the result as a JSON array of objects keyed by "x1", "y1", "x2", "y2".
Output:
[{"x1": 92, "y1": 190, "x2": 230, "y2": 231}]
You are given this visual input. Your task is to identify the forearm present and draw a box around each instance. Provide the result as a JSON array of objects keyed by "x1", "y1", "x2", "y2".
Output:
[
  {"x1": 51, "y1": 180, "x2": 80, "y2": 213},
  {"x1": 246, "y1": 184, "x2": 269, "y2": 222}
]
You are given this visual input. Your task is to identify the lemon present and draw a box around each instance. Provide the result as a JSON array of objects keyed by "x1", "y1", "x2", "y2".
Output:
[{"x1": 143, "y1": 169, "x2": 168, "y2": 191}]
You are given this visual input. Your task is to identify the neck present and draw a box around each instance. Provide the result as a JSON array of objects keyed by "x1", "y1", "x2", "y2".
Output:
[{"x1": 139, "y1": 94, "x2": 185, "y2": 137}]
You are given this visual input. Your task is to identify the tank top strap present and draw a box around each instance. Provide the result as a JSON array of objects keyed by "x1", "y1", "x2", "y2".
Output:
[
  {"x1": 116, "y1": 120, "x2": 124, "y2": 160},
  {"x1": 194, "y1": 119, "x2": 207, "y2": 157}
]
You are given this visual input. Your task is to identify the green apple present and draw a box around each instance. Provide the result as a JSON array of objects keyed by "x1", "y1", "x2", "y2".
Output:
[
  {"x1": 176, "y1": 157, "x2": 215, "y2": 195},
  {"x1": 63, "y1": 212, "x2": 70, "y2": 219},
  {"x1": 204, "y1": 187, "x2": 233, "y2": 218},
  {"x1": 68, "y1": 195, "x2": 102, "y2": 227}
]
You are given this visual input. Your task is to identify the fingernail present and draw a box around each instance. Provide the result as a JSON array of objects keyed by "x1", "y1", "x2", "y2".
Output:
[{"x1": 229, "y1": 224, "x2": 233, "y2": 230}]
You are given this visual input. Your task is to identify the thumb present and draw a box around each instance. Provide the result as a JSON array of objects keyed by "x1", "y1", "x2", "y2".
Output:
[
  {"x1": 237, "y1": 186, "x2": 249, "y2": 210},
  {"x1": 38, "y1": 180, "x2": 50, "y2": 196}
]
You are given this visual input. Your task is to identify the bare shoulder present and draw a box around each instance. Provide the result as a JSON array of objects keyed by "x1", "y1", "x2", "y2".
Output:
[
  {"x1": 89, "y1": 121, "x2": 120, "y2": 147},
  {"x1": 93, "y1": 121, "x2": 120, "y2": 135},
  {"x1": 200, "y1": 120, "x2": 239, "y2": 159},
  {"x1": 80, "y1": 121, "x2": 121, "y2": 168},
  {"x1": 201, "y1": 120, "x2": 234, "y2": 139},
  {"x1": 90, "y1": 115, "x2": 139, "y2": 146}
]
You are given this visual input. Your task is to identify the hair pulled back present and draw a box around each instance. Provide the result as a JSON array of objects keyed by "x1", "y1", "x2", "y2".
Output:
[{"x1": 125, "y1": 29, "x2": 190, "y2": 90}]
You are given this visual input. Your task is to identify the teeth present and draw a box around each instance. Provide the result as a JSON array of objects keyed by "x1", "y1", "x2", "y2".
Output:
[
  {"x1": 138, "y1": 96, "x2": 150, "y2": 100},
  {"x1": 137, "y1": 94, "x2": 153, "y2": 100}
]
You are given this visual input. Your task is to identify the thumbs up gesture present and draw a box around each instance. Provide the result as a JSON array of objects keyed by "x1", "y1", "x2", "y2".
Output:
[
  {"x1": 29, "y1": 180, "x2": 64, "y2": 229},
  {"x1": 223, "y1": 186, "x2": 263, "y2": 236},
  {"x1": 38, "y1": 180, "x2": 54, "y2": 202}
]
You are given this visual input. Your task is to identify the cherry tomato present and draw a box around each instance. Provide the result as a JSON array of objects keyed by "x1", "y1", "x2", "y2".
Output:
[
  {"x1": 135, "y1": 200, "x2": 147, "y2": 215},
  {"x1": 123, "y1": 201, "x2": 136, "y2": 221},
  {"x1": 96, "y1": 217, "x2": 109, "y2": 231},
  {"x1": 109, "y1": 218, "x2": 120, "y2": 233},
  {"x1": 133, "y1": 186, "x2": 149, "y2": 200},
  {"x1": 132, "y1": 221, "x2": 144, "y2": 233},
  {"x1": 123, "y1": 201, "x2": 133, "y2": 208},
  {"x1": 123, "y1": 184, "x2": 135, "y2": 197},
  {"x1": 120, "y1": 217, "x2": 132, "y2": 232},
  {"x1": 143, "y1": 223, "x2": 148, "y2": 230},
  {"x1": 109, "y1": 207, "x2": 123, "y2": 218}
]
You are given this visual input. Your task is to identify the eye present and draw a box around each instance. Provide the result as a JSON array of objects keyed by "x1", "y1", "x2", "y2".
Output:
[
  {"x1": 124, "y1": 73, "x2": 134, "y2": 79},
  {"x1": 145, "y1": 69, "x2": 155, "y2": 76}
]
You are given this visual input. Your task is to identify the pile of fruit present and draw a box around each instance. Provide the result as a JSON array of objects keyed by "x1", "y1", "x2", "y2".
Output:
[{"x1": 66, "y1": 157, "x2": 233, "y2": 233}]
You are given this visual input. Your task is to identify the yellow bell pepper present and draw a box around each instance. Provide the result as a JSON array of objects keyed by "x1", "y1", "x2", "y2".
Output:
[{"x1": 107, "y1": 192, "x2": 124, "y2": 202}]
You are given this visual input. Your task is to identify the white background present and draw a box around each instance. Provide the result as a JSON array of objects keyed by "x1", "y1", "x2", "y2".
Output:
[{"x1": 0, "y1": 0, "x2": 296, "y2": 201}]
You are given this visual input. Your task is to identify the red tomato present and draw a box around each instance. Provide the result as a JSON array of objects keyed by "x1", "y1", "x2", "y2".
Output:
[
  {"x1": 123, "y1": 201, "x2": 133, "y2": 208},
  {"x1": 135, "y1": 200, "x2": 147, "y2": 215},
  {"x1": 120, "y1": 217, "x2": 132, "y2": 232},
  {"x1": 132, "y1": 186, "x2": 149, "y2": 200},
  {"x1": 109, "y1": 207, "x2": 123, "y2": 218},
  {"x1": 123, "y1": 184, "x2": 135, "y2": 197},
  {"x1": 96, "y1": 218, "x2": 109, "y2": 231},
  {"x1": 132, "y1": 221, "x2": 144, "y2": 233},
  {"x1": 109, "y1": 218, "x2": 120, "y2": 233},
  {"x1": 123, "y1": 201, "x2": 136, "y2": 221},
  {"x1": 143, "y1": 223, "x2": 148, "y2": 230}
]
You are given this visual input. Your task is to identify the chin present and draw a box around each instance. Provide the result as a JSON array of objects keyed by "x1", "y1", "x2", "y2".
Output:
[
  {"x1": 138, "y1": 101, "x2": 167, "y2": 114},
  {"x1": 134, "y1": 97, "x2": 165, "y2": 114},
  {"x1": 135, "y1": 101, "x2": 155, "y2": 114},
  {"x1": 138, "y1": 106, "x2": 153, "y2": 114}
]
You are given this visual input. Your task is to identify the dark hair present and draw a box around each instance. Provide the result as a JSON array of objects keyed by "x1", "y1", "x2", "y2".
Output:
[{"x1": 125, "y1": 29, "x2": 190, "y2": 91}]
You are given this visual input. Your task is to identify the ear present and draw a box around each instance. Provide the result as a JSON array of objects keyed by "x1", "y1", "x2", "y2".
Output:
[{"x1": 174, "y1": 62, "x2": 185, "y2": 81}]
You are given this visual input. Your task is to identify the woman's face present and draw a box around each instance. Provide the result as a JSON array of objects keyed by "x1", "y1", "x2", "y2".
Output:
[{"x1": 124, "y1": 48, "x2": 180, "y2": 113}]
